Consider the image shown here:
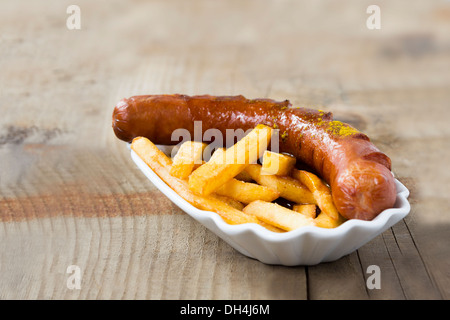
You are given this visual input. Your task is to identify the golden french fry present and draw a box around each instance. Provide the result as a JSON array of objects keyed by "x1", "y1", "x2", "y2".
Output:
[
  {"x1": 212, "y1": 194, "x2": 245, "y2": 210},
  {"x1": 315, "y1": 211, "x2": 346, "y2": 228},
  {"x1": 215, "y1": 178, "x2": 279, "y2": 204},
  {"x1": 258, "y1": 220, "x2": 286, "y2": 233},
  {"x1": 208, "y1": 147, "x2": 226, "y2": 163},
  {"x1": 193, "y1": 160, "x2": 206, "y2": 171},
  {"x1": 169, "y1": 141, "x2": 208, "y2": 179},
  {"x1": 131, "y1": 137, "x2": 258, "y2": 225},
  {"x1": 188, "y1": 125, "x2": 273, "y2": 195},
  {"x1": 245, "y1": 164, "x2": 316, "y2": 204},
  {"x1": 243, "y1": 200, "x2": 316, "y2": 231},
  {"x1": 261, "y1": 150, "x2": 296, "y2": 176},
  {"x1": 293, "y1": 204, "x2": 317, "y2": 219},
  {"x1": 235, "y1": 170, "x2": 254, "y2": 182},
  {"x1": 211, "y1": 148, "x2": 253, "y2": 182},
  {"x1": 132, "y1": 136, "x2": 173, "y2": 167},
  {"x1": 291, "y1": 169, "x2": 340, "y2": 221}
]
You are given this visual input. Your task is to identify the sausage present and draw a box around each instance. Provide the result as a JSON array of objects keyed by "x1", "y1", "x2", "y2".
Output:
[{"x1": 113, "y1": 94, "x2": 397, "y2": 221}]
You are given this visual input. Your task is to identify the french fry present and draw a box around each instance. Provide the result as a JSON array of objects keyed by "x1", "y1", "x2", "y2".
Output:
[
  {"x1": 244, "y1": 164, "x2": 316, "y2": 204},
  {"x1": 291, "y1": 169, "x2": 340, "y2": 221},
  {"x1": 170, "y1": 141, "x2": 208, "y2": 179},
  {"x1": 235, "y1": 170, "x2": 254, "y2": 182},
  {"x1": 133, "y1": 137, "x2": 173, "y2": 167},
  {"x1": 315, "y1": 211, "x2": 346, "y2": 228},
  {"x1": 131, "y1": 137, "x2": 258, "y2": 225},
  {"x1": 257, "y1": 221, "x2": 286, "y2": 233},
  {"x1": 243, "y1": 200, "x2": 316, "y2": 231},
  {"x1": 293, "y1": 204, "x2": 317, "y2": 219},
  {"x1": 261, "y1": 150, "x2": 296, "y2": 176},
  {"x1": 211, "y1": 148, "x2": 254, "y2": 182},
  {"x1": 212, "y1": 194, "x2": 245, "y2": 210},
  {"x1": 207, "y1": 147, "x2": 226, "y2": 163},
  {"x1": 214, "y1": 178, "x2": 280, "y2": 204},
  {"x1": 188, "y1": 124, "x2": 273, "y2": 195}
]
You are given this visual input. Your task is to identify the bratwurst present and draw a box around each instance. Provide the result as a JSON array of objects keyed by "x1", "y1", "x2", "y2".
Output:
[{"x1": 112, "y1": 94, "x2": 397, "y2": 221}]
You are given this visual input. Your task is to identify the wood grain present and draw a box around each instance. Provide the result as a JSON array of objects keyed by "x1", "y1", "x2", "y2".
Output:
[{"x1": 1, "y1": 0, "x2": 449, "y2": 300}]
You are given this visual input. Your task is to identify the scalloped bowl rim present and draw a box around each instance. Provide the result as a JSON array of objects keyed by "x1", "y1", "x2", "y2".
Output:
[{"x1": 130, "y1": 145, "x2": 411, "y2": 246}]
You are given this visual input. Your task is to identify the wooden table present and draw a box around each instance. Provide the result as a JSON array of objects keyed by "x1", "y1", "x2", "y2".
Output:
[{"x1": 1, "y1": 0, "x2": 449, "y2": 300}]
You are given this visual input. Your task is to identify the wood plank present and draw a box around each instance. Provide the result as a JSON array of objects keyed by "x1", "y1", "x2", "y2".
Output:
[
  {"x1": 383, "y1": 221, "x2": 443, "y2": 300},
  {"x1": 407, "y1": 198, "x2": 450, "y2": 300},
  {"x1": 0, "y1": 214, "x2": 309, "y2": 300},
  {"x1": 307, "y1": 253, "x2": 369, "y2": 300},
  {"x1": 1, "y1": 0, "x2": 449, "y2": 301},
  {"x1": 357, "y1": 234, "x2": 406, "y2": 300}
]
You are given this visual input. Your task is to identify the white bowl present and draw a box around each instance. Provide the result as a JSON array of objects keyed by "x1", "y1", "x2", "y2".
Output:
[{"x1": 130, "y1": 145, "x2": 411, "y2": 266}]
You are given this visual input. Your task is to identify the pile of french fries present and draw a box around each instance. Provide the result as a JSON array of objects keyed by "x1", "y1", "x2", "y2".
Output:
[{"x1": 131, "y1": 124, "x2": 346, "y2": 233}]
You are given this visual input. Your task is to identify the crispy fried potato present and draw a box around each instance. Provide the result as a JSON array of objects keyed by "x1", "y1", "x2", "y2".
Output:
[
  {"x1": 291, "y1": 169, "x2": 340, "y2": 221},
  {"x1": 212, "y1": 194, "x2": 245, "y2": 210},
  {"x1": 257, "y1": 220, "x2": 286, "y2": 233},
  {"x1": 207, "y1": 147, "x2": 226, "y2": 163},
  {"x1": 245, "y1": 164, "x2": 316, "y2": 204},
  {"x1": 131, "y1": 137, "x2": 258, "y2": 225},
  {"x1": 293, "y1": 204, "x2": 317, "y2": 219},
  {"x1": 315, "y1": 211, "x2": 346, "y2": 228},
  {"x1": 235, "y1": 170, "x2": 254, "y2": 182},
  {"x1": 243, "y1": 200, "x2": 316, "y2": 231},
  {"x1": 211, "y1": 148, "x2": 254, "y2": 182},
  {"x1": 215, "y1": 178, "x2": 280, "y2": 204},
  {"x1": 132, "y1": 137, "x2": 173, "y2": 167},
  {"x1": 170, "y1": 141, "x2": 208, "y2": 179},
  {"x1": 188, "y1": 125, "x2": 273, "y2": 195},
  {"x1": 261, "y1": 150, "x2": 296, "y2": 176}
]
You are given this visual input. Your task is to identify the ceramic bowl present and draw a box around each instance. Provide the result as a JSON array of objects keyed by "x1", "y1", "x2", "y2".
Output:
[{"x1": 130, "y1": 145, "x2": 411, "y2": 266}]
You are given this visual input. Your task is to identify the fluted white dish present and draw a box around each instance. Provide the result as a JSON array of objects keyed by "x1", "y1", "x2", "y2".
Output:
[{"x1": 130, "y1": 145, "x2": 411, "y2": 266}]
